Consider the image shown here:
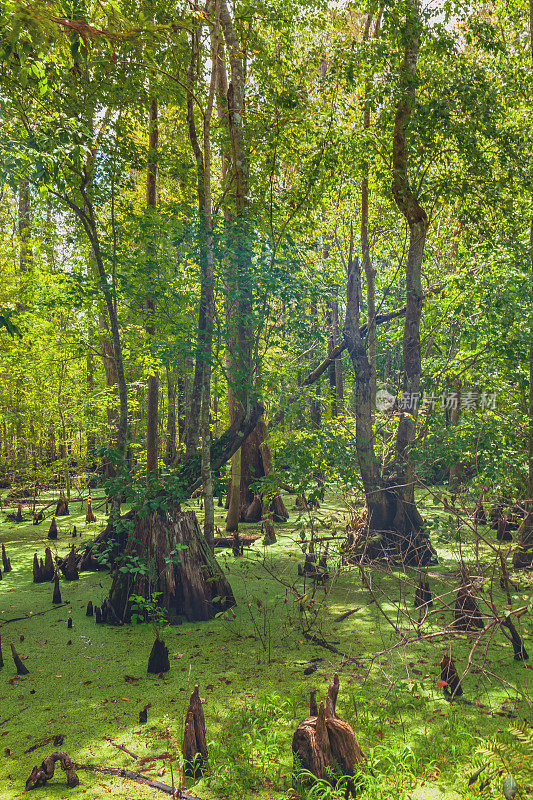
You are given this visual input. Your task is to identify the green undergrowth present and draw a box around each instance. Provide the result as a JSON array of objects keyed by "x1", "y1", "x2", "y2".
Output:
[{"x1": 0, "y1": 488, "x2": 531, "y2": 800}]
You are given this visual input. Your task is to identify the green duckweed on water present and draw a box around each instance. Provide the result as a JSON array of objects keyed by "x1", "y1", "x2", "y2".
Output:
[{"x1": 0, "y1": 490, "x2": 531, "y2": 800}]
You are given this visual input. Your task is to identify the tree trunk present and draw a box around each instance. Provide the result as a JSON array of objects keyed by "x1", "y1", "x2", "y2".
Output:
[
  {"x1": 327, "y1": 301, "x2": 338, "y2": 418},
  {"x1": 219, "y1": 0, "x2": 256, "y2": 530},
  {"x1": 164, "y1": 365, "x2": 177, "y2": 465},
  {"x1": 226, "y1": 442, "x2": 241, "y2": 532},
  {"x1": 86, "y1": 323, "x2": 97, "y2": 461},
  {"x1": 108, "y1": 509, "x2": 236, "y2": 623},
  {"x1": 361, "y1": 12, "x2": 380, "y2": 413},
  {"x1": 145, "y1": 95, "x2": 159, "y2": 482},
  {"x1": 186, "y1": 6, "x2": 219, "y2": 545},
  {"x1": 310, "y1": 298, "x2": 321, "y2": 428},
  {"x1": 513, "y1": 17, "x2": 533, "y2": 569},
  {"x1": 448, "y1": 379, "x2": 462, "y2": 491},
  {"x1": 331, "y1": 296, "x2": 344, "y2": 411},
  {"x1": 343, "y1": 1, "x2": 435, "y2": 565},
  {"x1": 18, "y1": 181, "x2": 32, "y2": 272}
]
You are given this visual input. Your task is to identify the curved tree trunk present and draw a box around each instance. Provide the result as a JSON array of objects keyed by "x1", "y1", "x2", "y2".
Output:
[{"x1": 343, "y1": 2, "x2": 435, "y2": 566}]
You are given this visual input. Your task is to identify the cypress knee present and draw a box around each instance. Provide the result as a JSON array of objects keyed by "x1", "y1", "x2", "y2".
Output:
[
  {"x1": 147, "y1": 636, "x2": 170, "y2": 674},
  {"x1": 86, "y1": 497, "x2": 96, "y2": 523},
  {"x1": 440, "y1": 654, "x2": 463, "y2": 698},
  {"x1": 454, "y1": 581, "x2": 483, "y2": 631},
  {"x1": 48, "y1": 517, "x2": 58, "y2": 540},
  {"x1": 61, "y1": 546, "x2": 79, "y2": 581},
  {"x1": 32, "y1": 553, "x2": 42, "y2": 583},
  {"x1": 2, "y1": 543, "x2": 12, "y2": 572},
  {"x1": 55, "y1": 493, "x2": 69, "y2": 516},
  {"x1": 11, "y1": 643, "x2": 29, "y2": 675},
  {"x1": 52, "y1": 574, "x2": 62, "y2": 604},
  {"x1": 43, "y1": 548, "x2": 54, "y2": 581},
  {"x1": 182, "y1": 685, "x2": 208, "y2": 776}
]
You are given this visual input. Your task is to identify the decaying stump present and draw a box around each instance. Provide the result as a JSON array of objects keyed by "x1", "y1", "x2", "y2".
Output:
[
  {"x1": 147, "y1": 636, "x2": 170, "y2": 674},
  {"x1": 473, "y1": 498, "x2": 487, "y2": 526},
  {"x1": 25, "y1": 751, "x2": 79, "y2": 790},
  {"x1": 454, "y1": 580, "x2": 484, "y2": 631},
  {"x1": 48, "y1": 517, "x2": 58, "y2": 540},
  {"x1": 11, "y1": 642, "x2": 29, "y2": 675},
  {"x1": 440, "y1": 654, "x2": 463, "y2": 698},
  {"x1": 15, "y1": 503, "x2": 24, "y2": 523},
  {"x1": 60, "y1": 546, "x2": 79, "y2": 581},
  {"x1": 95, "y1": 606, "x2": 102, "y2": 624},
  {"x1": 86, "y1": 601, "x2": 93, "y2": 617},
  {"x1": 33, "y1": 510, "x2": 44, "y2": 525},
  {"x1": 52, "y1": 574, "x2": 62, "y2": 604},
  {"x1": 72, "y1": 525, "x2": 77, "y2": 537},
  {"x1": 108, "y1": 509, "x2": 236, "y2": 624},
  {"x1": 292, "y1": 673, "x2": 364, "y2": 796},
  {"x1": 414, "y1": 579, "x2": 433, "y2": 608},
  {"x1": 139, "y1": 704, "x2": 150, "y2": 724},
  {"x1": 55, "y1": 493, "x2": 69, "y2": 516},
  {"x1": 85, "y1": 497, "x2": 96, "y2": 524},
  {"x1": 182, "y1": 685, "x2": 208, "y2": 777},
  {"x1": 2, "y1": 543, "x2": 11, "y2": 572}
]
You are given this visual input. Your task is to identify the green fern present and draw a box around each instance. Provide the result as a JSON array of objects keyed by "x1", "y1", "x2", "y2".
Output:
[{"x1": 468, "y1": 723, "x2": 533, "y2": 799}]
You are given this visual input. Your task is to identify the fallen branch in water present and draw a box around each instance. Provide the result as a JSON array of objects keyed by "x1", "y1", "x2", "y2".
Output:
[{"x1": 25, "y1": 750, "x2": 206, "y2": 799}]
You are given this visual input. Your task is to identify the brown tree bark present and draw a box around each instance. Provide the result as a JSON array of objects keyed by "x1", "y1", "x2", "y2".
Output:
[
  {"x1": 164, "y1": 365, "x2": 177, "y2": 465},
  {"x1": 219, "y1": 0, "x2": 258, "y2": 530},
  {"x1": 448, "y1": 379, "x2": 462, "y2": 491},
  {"x1": 331, "y1": 296, "x2": 344, "y2": 410},
  {"x1": 310, "y1": 297, "x2": 322, "y2": 428},
  {"x1": 512, "y1": 13, "x2": 533, "y2": 567},
  {"x1": 186, "y1": 3, "x2": 219, "y2": 545},
  {"x1": 361, "y1": 13, "x2": 379, "y2": 412},
  {"x1": 145, "y1": 95, "x2": 159, "y2": 482},
  {"x1": 108, "y1": 509, "x2": 235, "y2": 623}
]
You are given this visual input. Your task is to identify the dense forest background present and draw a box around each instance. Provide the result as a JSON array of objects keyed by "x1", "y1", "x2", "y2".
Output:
[{"x1": 0, "y1": 0, "x2": 531, "y2": 510}]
